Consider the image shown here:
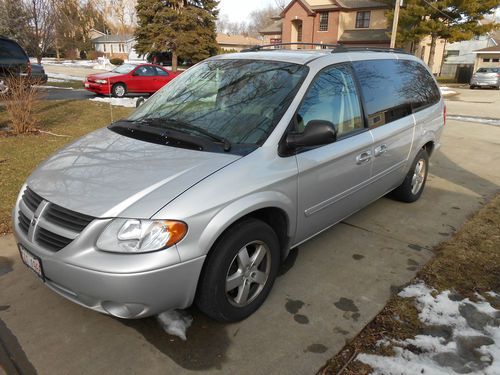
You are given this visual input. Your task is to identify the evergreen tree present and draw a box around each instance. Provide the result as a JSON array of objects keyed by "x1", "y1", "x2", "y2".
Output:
[
  {"x1": 135, "y1": 0, "x2": 219, "y2": 71},
  {"x1": 387, "y1": 0, "x2": 498, "y2": 71},
  {"x1": 0, "y1": 0, "x2": 31, "y2": 49}
]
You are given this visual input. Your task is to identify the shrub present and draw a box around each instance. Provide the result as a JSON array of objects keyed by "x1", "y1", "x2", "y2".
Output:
[
  {"x1": 0, "y1": 75, "x2": 40, "y2": 134},
  {"x1": 110, "y1": 58, "x2": 124, "y2": 66},
  {"x1": 88, "y1": 50, "x2": 105, "y2": 60}
]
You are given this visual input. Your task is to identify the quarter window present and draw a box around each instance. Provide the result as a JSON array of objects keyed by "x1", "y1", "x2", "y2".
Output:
[
  {"x1": 352, "y1": 59, "x2": 440, "y2": 127},
  {"x1": 319, "y1": 12, "x2": 329, "y2": 31},
  {"x1": 356, "y1": 11, "x2": 370, "y2": 28},
  {"x1": 483, "y1": 58, "x2": 490, "y2": 62},
  {"x1": 296, "y1": 65, "x2": 363, "y2": 138}
]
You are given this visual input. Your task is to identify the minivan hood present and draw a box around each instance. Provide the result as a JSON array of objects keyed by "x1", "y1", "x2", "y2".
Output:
[{"x1": 28, "y1": 128, "x2": 240, "y2": 218}]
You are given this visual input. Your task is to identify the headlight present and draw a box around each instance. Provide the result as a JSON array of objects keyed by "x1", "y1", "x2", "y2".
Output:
[
  {"x1": 96, "y1": 219, "x2": 187, "y2": 253},
  {"x1": 95, "y1": 79, "x2": 108, "y2": 84}
]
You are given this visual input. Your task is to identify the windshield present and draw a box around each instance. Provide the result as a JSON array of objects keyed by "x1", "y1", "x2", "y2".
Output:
[
  {"x1": 113, "y1": 64, "x2": 136, "y2": 74},
  {"x1": 128, "y1": 59, "x2": 308, "y2": 146}
]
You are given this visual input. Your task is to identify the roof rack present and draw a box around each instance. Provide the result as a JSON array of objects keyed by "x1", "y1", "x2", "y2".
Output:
[{"x1": 241, "y1": 42, "x2": 410, "y2": 55}]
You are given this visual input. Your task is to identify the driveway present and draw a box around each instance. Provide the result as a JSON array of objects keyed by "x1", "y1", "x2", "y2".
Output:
[{"x1": 1, "y1": 92, "x2": 500, "y2": 374}]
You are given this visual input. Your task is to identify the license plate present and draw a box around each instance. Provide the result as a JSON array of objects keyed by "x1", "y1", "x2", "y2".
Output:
[
  {"x1": 18, "y1": 245, "x2": 45, "y2": 280},
  {"x1": 478, "y1": 83, "x2": 487, "y2": 85},
  {"x1": 84, "y1": 83, "x2": 89, "y2": 87}
]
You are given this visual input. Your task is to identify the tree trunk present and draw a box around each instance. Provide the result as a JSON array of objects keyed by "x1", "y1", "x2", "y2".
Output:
[
  {"x1": 172, "y1": 51, "x2": 178, "y2": 72},
  {"x1": 427, "y1": 34, "x2": 437, "y2": 74}
]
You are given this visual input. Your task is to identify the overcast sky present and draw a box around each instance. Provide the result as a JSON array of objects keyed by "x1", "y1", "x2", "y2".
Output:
[{"x1": 218, "y1": 0, "x2": 281, "y2": 23}]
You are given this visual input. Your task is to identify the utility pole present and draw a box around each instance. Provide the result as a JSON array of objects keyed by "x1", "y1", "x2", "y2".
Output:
[{"x1": 390, "y1": 0, "x2": 402, "y2": 48}]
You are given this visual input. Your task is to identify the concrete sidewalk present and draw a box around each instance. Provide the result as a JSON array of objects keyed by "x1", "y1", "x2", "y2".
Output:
[{"x1": 1, "y1": 118, "x2": 500, "y2": 375}]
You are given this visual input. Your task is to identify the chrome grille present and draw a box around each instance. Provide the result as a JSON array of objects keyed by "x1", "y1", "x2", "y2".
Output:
[
  {"x1": 44, "y1": 204, "x2": 94, "y2": 232},
  {"x1": 17, "y1": 187, "x2": 95, "y2": 252},
  {"x1": 22, "y1": 188, "x2": 44, "y2": 212}
]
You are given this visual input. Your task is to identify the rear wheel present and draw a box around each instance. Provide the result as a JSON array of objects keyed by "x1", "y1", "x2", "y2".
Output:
[
  {"x1": 196, "y1": 219, "x2": 280, "y2": 322},
  {"x1": 112, "y1": 83, "x2": 127, "y2": 98},
  {"x1": 469, "y1": 85, "x2": 475, "y2": 90},
  {"x1": 390, "y1": 148, "x2": 429, "y2": 203}
]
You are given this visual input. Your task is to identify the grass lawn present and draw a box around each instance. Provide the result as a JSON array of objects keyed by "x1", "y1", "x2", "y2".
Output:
[
  {"x1": 0, "y1": 100, "x2": 133, "y2": 234},
  {"x1": 43, "y1": 80, "x2": 84, "y2": 89},
  {"x1": 319, "y1": 193, "x2": 500, "y2": 374}
]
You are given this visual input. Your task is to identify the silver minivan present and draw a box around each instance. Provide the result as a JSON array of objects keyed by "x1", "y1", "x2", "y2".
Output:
[{"x1": 13, "y1": 46, "x2": 444, "y2": 322}]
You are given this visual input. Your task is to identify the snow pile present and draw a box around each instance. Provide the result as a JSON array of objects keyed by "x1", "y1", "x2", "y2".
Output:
[
  {"x1": 157, "y1": 310, "x2": 193, "y2": 341},
  {"x1": 447, "y1": 115, "x2": 500, "y2": 127},
  {"x1": 92, "y1": 57, "x2": 115, "y2": 71},
  {"x1": 358, "y1": 283, "x2": 500, "y2": 375},
  {"x1": 89, "y1": 97, "x2": 138, "y2": 108},
  {"x1": 440, "y1": 86, "x2": 458, "y2": 97}
]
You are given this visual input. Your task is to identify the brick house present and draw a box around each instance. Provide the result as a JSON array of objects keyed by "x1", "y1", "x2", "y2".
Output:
[{"x1": 280, "y1": 0, "x2": 390, "y2": 48}]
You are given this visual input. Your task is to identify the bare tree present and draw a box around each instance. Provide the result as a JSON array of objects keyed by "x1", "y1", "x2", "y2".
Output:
[
  {"x1": 28, "y1": 0, "x2": 56, "y2": 63},
  {"x1": 275, "y1": 0, "x2": 288, "y2": 11}
]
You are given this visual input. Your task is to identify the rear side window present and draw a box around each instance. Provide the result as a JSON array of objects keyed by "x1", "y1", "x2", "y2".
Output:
[
  {"x1": 352, "y1": 59, "x2": 440, "y2": 127},
  {"x1": 0, "y1": 39, "x2": 28, "y2": 64}
]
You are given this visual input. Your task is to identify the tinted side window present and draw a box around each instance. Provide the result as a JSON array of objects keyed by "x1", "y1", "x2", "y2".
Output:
[
  {"x1": 352, "y1": 59, "x2": 440, "y2": 127},
  {"x1": 135, "y1": 66, "x2": 155, "y2": 76},
  {"x1": 0, "y1": 39, "x2": 28, "y2": 64},
  {"x1": 296, "y1": 64, "x2": 363, "y2": 138}
]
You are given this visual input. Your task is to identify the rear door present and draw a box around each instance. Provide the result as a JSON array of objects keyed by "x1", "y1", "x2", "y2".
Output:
[
  {"x1": 352, "y1": 59, "x2": 416, "y2": 196},
  {"x1": 294, "y1": 64, "x2": 373, "y2": 242}
]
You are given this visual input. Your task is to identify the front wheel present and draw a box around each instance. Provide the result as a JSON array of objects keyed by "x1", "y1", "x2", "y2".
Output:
[
  {"x1": 111, "y1": 83, "x2": 127, "y2": 98},
  {"x1": 0, "y1": 79, "x2": 8, "y2": 96},
  {"x1": 390, "y1": 148, "x2": 429, "y2": 203},
  {"x1": 196, "y1": 219, "x2": 280, "y2": 322}
]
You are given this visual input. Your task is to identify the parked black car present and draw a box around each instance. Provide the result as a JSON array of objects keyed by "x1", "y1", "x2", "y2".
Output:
[{"x1": 0, "y1": 36, "x2": 31, "y2": 95}]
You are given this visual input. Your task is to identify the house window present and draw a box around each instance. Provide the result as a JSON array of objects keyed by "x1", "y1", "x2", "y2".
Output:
[
  {"x1": 319, "y1": 12, "x2": 329, "y2": 31},
  {"x1": 483, "y1": 58, "x2": 490, "y2": 62},
  {"x1": 356, "y1": 11, "x2": 370, "y2": 28}
]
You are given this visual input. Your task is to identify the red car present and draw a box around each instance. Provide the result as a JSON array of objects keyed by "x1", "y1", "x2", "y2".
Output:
[{"x1": 85, "y1": 63, "x2": 179, "y2": 98}]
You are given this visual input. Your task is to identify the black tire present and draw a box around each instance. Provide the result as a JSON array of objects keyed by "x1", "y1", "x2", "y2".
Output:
[
  {"x1": 469, "y1": 85, "x2": 475, "y2": 90},
  {"x1": 196, "y1": 219, "x2": 280, "y2": 323},
  {"x1": 111, "y1": 83, "x2": 127, "y2": 98},
  {"x1": 390, "y1": 148, "x2": 429, "y2": 203}
]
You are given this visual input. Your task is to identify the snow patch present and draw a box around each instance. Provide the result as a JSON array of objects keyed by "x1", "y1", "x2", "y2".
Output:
[
  {"x1": 89, "y1": 97, "x2": 138, "y2": 108},
  {"x1": 447, "y1": 115, "x2": 500, "y2": 126},
  {"x1": 358, "y1": 282, "x2": 500, "y2": 375},
  {"x1": 47, "y1": 73, "x2": 83, "y2": 82},
  {"x1": 440, "y1": 86, "x2": 458, "y2": 96},
  {"x1": 157, "y1": 310, "x2": 193, "y2": 341}
]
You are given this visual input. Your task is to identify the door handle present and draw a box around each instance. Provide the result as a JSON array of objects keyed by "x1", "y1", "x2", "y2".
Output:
[
  {"x1": 374, "y1": 144, "x2": 388, "y2": 157},
  {"x1": 356, "y1": 151, "x2": 372, "y2": 165}
]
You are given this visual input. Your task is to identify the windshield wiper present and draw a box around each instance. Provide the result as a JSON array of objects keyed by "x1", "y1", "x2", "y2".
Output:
[{"x1": 140, "y1": 117, "x2": 232, "y2": 152}]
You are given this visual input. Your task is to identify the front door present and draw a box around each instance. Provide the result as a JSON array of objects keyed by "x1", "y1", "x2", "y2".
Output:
[
  {"x1": 128, "y1": 65, "x2": 156, "y2": 93},
  {"x1": 294, "y1": 64, "x2": 373, "y2": 243}
]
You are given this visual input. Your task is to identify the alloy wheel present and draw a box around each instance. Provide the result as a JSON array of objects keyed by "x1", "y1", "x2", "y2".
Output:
[
  {"x1": 411, "y1": 159, "x2": 426, "y2": 195},
  {"x1": 225, "y1": 241, "x2": 271, "y2": 307},
  {"x1": 0, "y1": 80, "x2": 8, "y2": 95}
]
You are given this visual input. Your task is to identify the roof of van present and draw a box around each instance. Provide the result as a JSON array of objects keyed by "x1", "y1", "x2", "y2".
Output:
[{"x1": 212, "y1": 48, "x2": 411, "y2": 65}]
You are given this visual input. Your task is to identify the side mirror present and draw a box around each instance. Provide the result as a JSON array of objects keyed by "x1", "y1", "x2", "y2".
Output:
[{"x1": 286, "y1": 120, "x2": 337, "y2": 149}]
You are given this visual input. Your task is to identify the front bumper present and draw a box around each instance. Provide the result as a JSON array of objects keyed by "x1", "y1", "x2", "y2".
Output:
[
  {"x1": 84, "y1": 81, "x2": 111, "y2": 95},
  {"x1": 470, "y1": 79, "x2": 499, "y2": 87},
  {"x1": 13, "y1": 210, "x2": 205, "y2": 319}
]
